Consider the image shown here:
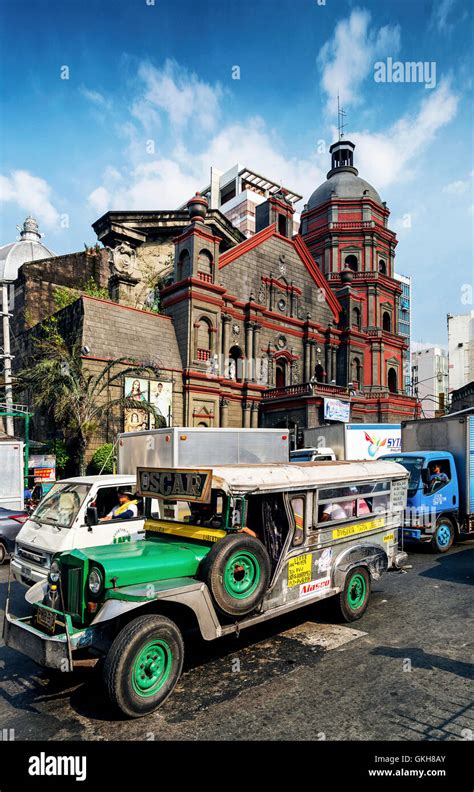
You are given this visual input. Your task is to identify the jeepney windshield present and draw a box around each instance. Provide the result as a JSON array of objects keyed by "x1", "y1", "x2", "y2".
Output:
[
  {"x1": 381, "y1": 456, "x2": 424, "y2": 496},
  {"x1": 32, "y1": 482, "x2": 90, "y2": 529},
  {"x1": 147, "y1": 489, "x2": 230, "y2": 529}
]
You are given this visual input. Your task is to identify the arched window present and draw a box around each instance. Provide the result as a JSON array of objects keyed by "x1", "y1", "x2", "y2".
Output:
[
  {"x1": 275, "y1": 358, "x2": 287, "y2": 388},
  {"x1": 378, "y1": 259, "x2": 387, "y2": 274},
  {"x1": 197, "y1": 249, "x2": 213, "y2": 282},
  {"x1": 388, "y1": 367, "x2": 397, "y2": 393},
  {"x1": 228, "y1": 345, "x2": 243, "y2": 381},
  {"x1": 196, "y1": 316, "x2": 213, "y2": 361},
  {"x1": 344, "y1": 254, "x2": 358, "y2": 272},
  {"x1": 352, "y1": 357, "x2": 362, "y2": 388},
  {"x1": 177, "y1": 249, "x2": 190, "y2": 281},
  {"x1": 352, "y1": 306, "x2": 361, "y2": 330},
  {"x1": 314, "y1": 364, "x2": 325, "y2": 382},
  {"x1": 382, "y1": 311, "x2": 391, "y2": 332},
  {"x1": 278, "y1": 214, "x2": 287, "y2": 237}
]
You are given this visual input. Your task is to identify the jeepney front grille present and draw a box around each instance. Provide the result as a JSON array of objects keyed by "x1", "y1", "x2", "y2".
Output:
[{"x1": 62, "y1": 566, "x2": 82, "y2": 618}]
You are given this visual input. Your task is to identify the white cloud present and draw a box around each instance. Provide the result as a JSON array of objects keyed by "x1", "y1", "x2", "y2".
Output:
[
  {"x1": 351, "y1": 79, "x2": 459, "y2": 189},
  {"x1": 318, "y1": 8, "x2": 401, "y2": 114},
  {"x1": 79, "y1": 86, "x2": 111, "y2": 109},
  {"x1": 134, "y1": 59, "x2": 223, "y2": 133},
  {"x1": 430, "y1": 0, "x2": 456, "y2": 34},
  {"x1": 442, "y1": 170, "x2": 474, "y2": 194},
  {"x1": 0, "y1": 170, "x2": 60, "y2": 228}
]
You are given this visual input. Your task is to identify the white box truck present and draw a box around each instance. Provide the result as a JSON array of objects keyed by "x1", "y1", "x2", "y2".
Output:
[
  {"x1": 304, "y1": 423, "x2": 401, "y2": 461},
  {"x1": 12, "y1": 428, "x2": 290, "y2": 585},
  {"x1": 0, "y1": 440, "x2": 24, "y2": 511}
]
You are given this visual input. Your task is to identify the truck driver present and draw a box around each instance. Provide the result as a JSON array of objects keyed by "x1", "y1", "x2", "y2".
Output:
[{"x1": 100, "y1": 489, "x2": 139, "y2": 522}]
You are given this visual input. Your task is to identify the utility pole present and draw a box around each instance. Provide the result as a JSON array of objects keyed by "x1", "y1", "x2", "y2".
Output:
[{"x1": 1, "y1": 282, "x2": 14, "y2": 436}]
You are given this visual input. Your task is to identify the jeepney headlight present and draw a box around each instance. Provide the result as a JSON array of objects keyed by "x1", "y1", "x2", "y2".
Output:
[
  {"x1": 49, "y1": 560, "x2": 61, "y2": 584},
  {"x1": 88, "y1": 567, "x2": 103, "y2": 596}
]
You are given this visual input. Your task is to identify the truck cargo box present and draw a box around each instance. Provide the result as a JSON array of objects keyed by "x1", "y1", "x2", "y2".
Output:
[{"x1": 118, "y1": 428, "x2": 290, "y2": 474}]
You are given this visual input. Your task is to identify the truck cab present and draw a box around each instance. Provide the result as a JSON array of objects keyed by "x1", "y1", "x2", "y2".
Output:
[
  {"x1": 11, "y1": 474, "x2": 146, "y2": 586},
  {"x1": 382, "y1": 451, "x2": 458, "y2": 552}
]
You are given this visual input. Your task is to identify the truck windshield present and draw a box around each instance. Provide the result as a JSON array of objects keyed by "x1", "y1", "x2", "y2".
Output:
[
  {"x1": 32, "y1": 482, "x2": 90, "y2": 529},
  {"x1": 382, "y1": 456, "x2": 424, "y2": 495}
]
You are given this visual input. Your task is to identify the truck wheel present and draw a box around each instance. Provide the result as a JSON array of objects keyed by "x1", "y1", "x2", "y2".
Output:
[
  {"x1": 103, "y1": 614, "x2": 184, "y2": 718},
  {"x1": 200, "y1": 534, "x2": 271, "y2": 617},
  {"x1": 0, "y1": 543, "x2": 6, "y2": 565},
  {"x1": 430, "y1": 518, "x2": 454, "y2": 553},
  {"x1": 332, "y1": 566, "x2": 371, "y2": 623}
]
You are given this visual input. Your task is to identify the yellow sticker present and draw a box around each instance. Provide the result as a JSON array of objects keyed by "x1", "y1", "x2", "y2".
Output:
[
  {"x1": 384, "y1": 532, "x2": 395, "y2": 542},
  {"x1": 288, "y1": 553, "x2": 313, "y2": 587},
  {"x1": 331, "y1": 518, "x2": 385, "y2": 540},
  {"x1": 145, "y1": 519, "x2": 226, "y2": 544}
]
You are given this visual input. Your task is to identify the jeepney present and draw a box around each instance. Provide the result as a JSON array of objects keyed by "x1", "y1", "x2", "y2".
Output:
[{"x1": 3, "y1": 459, "x2": 409, "y2": 718}]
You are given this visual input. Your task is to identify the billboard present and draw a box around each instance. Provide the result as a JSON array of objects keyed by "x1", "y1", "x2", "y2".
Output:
[
  {"x1": 324, "y1": 397, "x2": 351, "y2": 423},
  {"x1": 345, "y1": 424, "x2": 401, "y2": 460},
  {"x1": 124, "y1": 378, "x2": 172, "y2": 431}
]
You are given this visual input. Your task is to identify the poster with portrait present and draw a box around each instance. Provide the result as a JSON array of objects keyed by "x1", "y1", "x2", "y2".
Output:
[
  {"x1": 149, "y1": 379, "x2": 172, "y2": 427},
  {"x1": 123, "y1": 408, "x2": 149, "y2": 434},
  {"x1": 124, "y1": 377, "x2": 149, "y2": 402}
]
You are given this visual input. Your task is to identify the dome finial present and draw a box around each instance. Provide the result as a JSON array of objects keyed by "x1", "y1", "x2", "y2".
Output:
[{"x1": 19, "y1": 215, "x2": 42, "y2": 241}]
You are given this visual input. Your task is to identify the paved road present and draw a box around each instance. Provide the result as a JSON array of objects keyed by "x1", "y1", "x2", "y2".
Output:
[{"x1": 0, "y1": 541, "x2": 473, "y2": 741}]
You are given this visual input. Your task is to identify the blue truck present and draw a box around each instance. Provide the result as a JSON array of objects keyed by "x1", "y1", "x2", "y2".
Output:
[{"x1": 382, "y1": 409, "x2": 474, "y2": 553}]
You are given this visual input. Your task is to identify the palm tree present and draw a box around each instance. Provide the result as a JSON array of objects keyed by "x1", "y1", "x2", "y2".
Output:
[{"x1": 18, "y1": 320, "x2": 164, "y2": 475}]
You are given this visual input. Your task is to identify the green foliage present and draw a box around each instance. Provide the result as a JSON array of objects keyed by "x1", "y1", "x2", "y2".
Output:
[
  {"x1": 88, "y1": 443, "x2": 114, "y2": 474},
  {"x1": 52, "y1": 276, "x2": 110, "y2": 312},
  {"x1": 46, "y1": 439, "x2": 69, "y2": 472},
  {"x1": 17, "y1": 328, "x2": 161, "y2": 475}
]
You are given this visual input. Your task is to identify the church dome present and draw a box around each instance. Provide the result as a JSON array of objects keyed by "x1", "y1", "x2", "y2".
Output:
[
  {"x1": 0, "y1": 217, "x2": 56, "y2": 282},
  {"x1": 307, "y1": 139, "x2": 382, "y2": 210}
]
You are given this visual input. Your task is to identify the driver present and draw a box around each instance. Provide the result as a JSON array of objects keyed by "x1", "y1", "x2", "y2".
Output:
[
  {"x1": 428, "y1": 462, "x2": 449, "y2": 489},
  {"x1": 100, "y1": 489, "x2": 139, "y2": 522}
]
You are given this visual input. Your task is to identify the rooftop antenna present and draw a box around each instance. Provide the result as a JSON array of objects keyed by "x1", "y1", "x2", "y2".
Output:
[{"x1": 337, "y1": 93, "x2": 346, "y2": 140}]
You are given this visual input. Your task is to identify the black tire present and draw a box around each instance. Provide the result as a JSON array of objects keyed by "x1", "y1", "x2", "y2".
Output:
[
  {"x1": 103, "y1": 614, "x2": 184, "y2": 718},
  {"x1": 0, "y1": 542, "x2": 6, "y2": 565},
  {"x1": 200, "y1": 533, "x2": 271, "y2": 617},
  {"x1": 331, "y1": 566, "x2": 371, "y2": 623},
  {"x1": 430, "y1": 517, "x2": 455, "y2": 553}
]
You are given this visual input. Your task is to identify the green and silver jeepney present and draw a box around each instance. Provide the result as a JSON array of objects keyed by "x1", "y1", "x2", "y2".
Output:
[{"x1": 3, "y1": 460, "x2": 409, "y2": 717}]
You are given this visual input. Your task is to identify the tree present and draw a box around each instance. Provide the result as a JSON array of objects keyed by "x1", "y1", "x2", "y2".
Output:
[{"x1": 18, "y1": 319, "x2": 163, "y2": 475}]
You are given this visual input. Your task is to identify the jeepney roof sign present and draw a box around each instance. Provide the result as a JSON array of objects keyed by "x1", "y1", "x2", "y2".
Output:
[{"x1": 137, "y1": 467, "x2": 212, "y2": 503}]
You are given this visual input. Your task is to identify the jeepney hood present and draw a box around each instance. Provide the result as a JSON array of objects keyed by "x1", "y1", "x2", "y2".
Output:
[{"x1": 67, "y1": 536, "x2": 211, "y2": 588}]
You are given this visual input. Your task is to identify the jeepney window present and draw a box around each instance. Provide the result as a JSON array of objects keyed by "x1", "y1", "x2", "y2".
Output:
[
  {"x1": 315, "y1": 482, "x2": 391, "y2": 526},
  {"x1": 290, "y1": 496, "x2": 305, "y2": 546},
  {"x1": 147, "y1": 491, "x2": 227, "y2": 528}
]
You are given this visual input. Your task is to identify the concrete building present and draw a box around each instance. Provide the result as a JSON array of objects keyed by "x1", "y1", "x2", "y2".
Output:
[
  {"x1": 394, "y1": 272, "x2": 411, "y2": 393},
  {"x1": 448, "y1": 311, "x2": 474, "y2": 394},
  {"x1": 196, "y1": 164, "x2": 302, "y2": 238},
  {"x1": 412, "y1": 346, "x2": 449, "y2": 418}
]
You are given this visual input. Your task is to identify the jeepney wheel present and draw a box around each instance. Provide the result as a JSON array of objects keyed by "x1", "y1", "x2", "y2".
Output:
[
  {"x1": 103, "y1": 614, "x2": 184, "y2": 718},
  {"x1": 430, "y1": 518, "x2": 454, "y2": 554},
  {"x1": 200, "y1": 534, "x2": 271, "y2": 618},
  {"x1": 0, "y1": 543, "x2": 6, "y2": 565},
  {"x1": 332, "y1": 566, "x2": 371, "y2": 623}
]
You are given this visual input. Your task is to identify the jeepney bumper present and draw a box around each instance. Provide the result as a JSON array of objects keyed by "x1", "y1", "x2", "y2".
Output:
[
  {"x1": 3, "y1": 611, "x2": 72, "y2": 670},
  {"x1": 393, "y1": 550, "x2": 408, "y2": 568}
]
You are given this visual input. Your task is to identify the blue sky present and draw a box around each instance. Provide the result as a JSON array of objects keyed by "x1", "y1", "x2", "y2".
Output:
[{"x1": 1, "y1": 0, "x2": 473, "y2": 347}]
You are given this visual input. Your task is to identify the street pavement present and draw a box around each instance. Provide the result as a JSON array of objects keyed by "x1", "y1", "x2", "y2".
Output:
[{"x1": 0, "y1": 541, "x2": 473, "y2": 741}]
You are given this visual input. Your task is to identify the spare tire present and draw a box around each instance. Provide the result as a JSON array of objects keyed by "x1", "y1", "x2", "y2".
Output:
[{"x1": 200, "y1": 533, "x2": 271, "y2": 617}]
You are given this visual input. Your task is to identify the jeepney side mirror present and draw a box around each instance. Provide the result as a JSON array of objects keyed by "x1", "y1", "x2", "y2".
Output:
[{"x1": 86, "y1": 506, "x2": 99, "y2": 530}]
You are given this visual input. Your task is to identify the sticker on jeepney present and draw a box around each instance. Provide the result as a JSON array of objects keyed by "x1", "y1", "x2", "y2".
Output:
[
  {"x1": 383, "y1": 532, "x2": 395, "y2": 542},
  {"x1": 332, "y1": 517, "x2": 385, "y2": 540},
  {"x1": 300, "y1": 578, "x2": 331, "y2": 597},
  {"x1": 391, "y1": 479, "x2": 408, "y2": 510},
  {"x1": 316, "y1": 547, "x2": 332, "y2": 573},
  {"x1": 288, "y1": 553, "x2": 313, "y2": 587}
]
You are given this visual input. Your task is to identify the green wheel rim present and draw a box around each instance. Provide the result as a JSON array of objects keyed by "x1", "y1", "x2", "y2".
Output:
[
  {"x1": 347, "y1": 573, "x2": 367, "y2": 611},
  {"x1": 223, "y1": 551, "x2": 261, "y2": 599},
  {"x1": 131, "y1": 639, "x2": 172, "y2": 698}
]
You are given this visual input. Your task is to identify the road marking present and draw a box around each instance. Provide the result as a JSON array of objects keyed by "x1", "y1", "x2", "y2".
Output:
[{"x1": 280, "y1": 621, "x2": 366, "y2": 651}]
